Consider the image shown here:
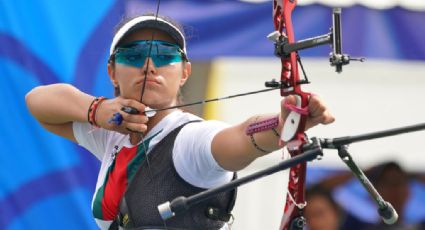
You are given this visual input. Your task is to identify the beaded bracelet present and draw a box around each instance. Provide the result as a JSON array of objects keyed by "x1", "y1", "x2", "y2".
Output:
[
  {"x1": 245, "y1": 116, "x2": 280, "y2": 135},
  {"x1": 87, "y1": 96, "x2": 107, "y2": 127},
  {"x1": 246, "y1": 116, "x2": 282, "y2": 153}
]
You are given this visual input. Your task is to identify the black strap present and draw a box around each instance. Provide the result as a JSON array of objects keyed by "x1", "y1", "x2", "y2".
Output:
[
  {"x1": 109, "y1": 196, "x2": 133, "y2": 229},
  {"x1": 119, "y1": 196, "x2": 134, "y2": 228},
  {"x1": 225, "y1": 173, "x2": 238, "y2": 218},
  {"x1": 206, "y1": 173, "x2": 237, "y2": 222},
  {"x1": 108, "y1": 219, "x2": 119, "y2": 230}
]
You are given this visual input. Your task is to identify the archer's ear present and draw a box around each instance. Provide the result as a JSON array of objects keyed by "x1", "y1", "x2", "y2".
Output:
[
  {"x1": 107, "y1": 63, "x2": 119, "y2": 87},
  {"x1": 180, "y1": 62, "x2": 191, "y2": 86}
]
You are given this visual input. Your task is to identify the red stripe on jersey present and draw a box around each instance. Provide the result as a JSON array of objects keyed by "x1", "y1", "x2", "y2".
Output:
[{"x1": 101, "y1": 146, "x2": 137, "y2": 220}]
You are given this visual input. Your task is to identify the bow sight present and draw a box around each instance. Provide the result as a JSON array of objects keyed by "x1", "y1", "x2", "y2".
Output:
[{"x1": 266, "y1": 8, "x2": 364, "y2": 87}]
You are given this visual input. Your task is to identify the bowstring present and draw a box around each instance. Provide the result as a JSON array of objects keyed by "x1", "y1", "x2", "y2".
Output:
[{"x1": 136, "y1": 0, "x2": 169, "y2": 228}]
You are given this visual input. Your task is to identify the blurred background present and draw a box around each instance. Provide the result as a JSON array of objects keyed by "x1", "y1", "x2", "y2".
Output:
[{"x1": 1, "y1": 0, "x2": 425, "y2": 229}]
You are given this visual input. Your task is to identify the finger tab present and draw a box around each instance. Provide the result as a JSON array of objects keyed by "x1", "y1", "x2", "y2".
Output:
[{"x1": 121, "y1": 106, "x2": 139, "y2": 114}]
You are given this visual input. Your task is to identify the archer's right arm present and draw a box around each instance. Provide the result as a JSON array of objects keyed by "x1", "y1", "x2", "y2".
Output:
[
  {"x1": 25, "y1": 84, "x2": 149, "y2": 143},
  {"x1": 25, "y1": 83, "x2": 95, "y2": 142}
]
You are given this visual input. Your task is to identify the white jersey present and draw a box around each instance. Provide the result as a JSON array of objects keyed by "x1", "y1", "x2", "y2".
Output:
[{"x1": 73, "y1": 110, "x2": 233, "y2": 229}]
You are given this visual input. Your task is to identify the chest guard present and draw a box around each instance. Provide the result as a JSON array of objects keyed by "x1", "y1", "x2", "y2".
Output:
[{"x1": 116, "y1": 121, "x2": 237, "y2": 230}]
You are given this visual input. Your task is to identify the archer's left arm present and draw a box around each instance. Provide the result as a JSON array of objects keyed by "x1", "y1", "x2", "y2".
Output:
[{"x1": 211, "y1": 95, "x2": 335, "y2": 171}]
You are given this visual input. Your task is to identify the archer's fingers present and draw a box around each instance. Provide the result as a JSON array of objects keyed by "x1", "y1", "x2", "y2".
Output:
[
  {"x1": 305, "y1": 95, "x2": 335, "y2": 130},
  {"x1": 120, "y1": 111, "x2": 149, "y2": 124},
  {"x1": 308, "y1": 95, "x2": 325, "y2": 115},
  {"x1": 310, "y1": 111, "x2": 335, "y2": 125},
  {"x1": 125, "y1": 122, "x2": 148, "y2": 134}
]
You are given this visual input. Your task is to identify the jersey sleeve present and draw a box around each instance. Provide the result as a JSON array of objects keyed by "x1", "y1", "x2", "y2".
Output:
[
  {"x1": 72, "y1": 121, "x2": 111, "y2": 160},
  {"x1": 173, "y1": 120, "x2": 233, "y2": 189}
]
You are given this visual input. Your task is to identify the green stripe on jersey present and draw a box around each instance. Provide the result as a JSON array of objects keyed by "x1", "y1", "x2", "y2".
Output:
[
  {"x1": 127, "y1": 131, "x2": 162, "y2": 182},
  {"x1": 92, "y1": 130, "x2": 162, "y2": 220}
]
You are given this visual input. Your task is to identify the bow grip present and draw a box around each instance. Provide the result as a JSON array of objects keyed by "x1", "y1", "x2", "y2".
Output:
[{"x1": 280, "y1": 92, "x2": 310, "y2": 144}]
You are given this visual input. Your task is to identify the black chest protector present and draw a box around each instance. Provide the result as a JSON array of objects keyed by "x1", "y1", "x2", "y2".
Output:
[{"x1": 115, "y1": 121, "x2": 237, "y2": 230}]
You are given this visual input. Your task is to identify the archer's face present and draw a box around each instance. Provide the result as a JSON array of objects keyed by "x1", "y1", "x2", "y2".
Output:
[{"x1": 108, "y1": 29, "x2": 191, "y2": 109}]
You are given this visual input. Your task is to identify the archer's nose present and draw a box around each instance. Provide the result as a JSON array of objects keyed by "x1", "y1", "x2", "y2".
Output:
[{"x1": 141, "y1": 57, "x2": 157, "y2": 75}]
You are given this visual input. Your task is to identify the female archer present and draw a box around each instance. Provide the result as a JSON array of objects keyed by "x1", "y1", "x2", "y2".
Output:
[{"x1": 25, "y1": 14, "x2": 334, "y2": 229}]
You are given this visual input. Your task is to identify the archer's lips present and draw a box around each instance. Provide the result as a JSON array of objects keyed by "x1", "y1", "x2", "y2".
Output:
[{"x1": 136, "y1": 78, "x2": 160, "y2": 85}]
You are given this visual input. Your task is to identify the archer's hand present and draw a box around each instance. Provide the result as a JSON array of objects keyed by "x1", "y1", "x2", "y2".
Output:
[
  {"x1": 281, "y1": 94, "x2": 335, "y2": 131},
  {"x1": 96, "y1": 97, "x2": 149, "y2": 137}
]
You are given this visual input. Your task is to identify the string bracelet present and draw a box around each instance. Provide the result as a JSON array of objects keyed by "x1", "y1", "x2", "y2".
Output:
[
  {"x1": 87, "y1": 96, "x2": 107, "y2": 127},
  {"x1": 272, "y1": 127, "x2": 280, "y2": 137},
  {"x1": 249, "y1": 134, "x2": 270, "y2": 153}
]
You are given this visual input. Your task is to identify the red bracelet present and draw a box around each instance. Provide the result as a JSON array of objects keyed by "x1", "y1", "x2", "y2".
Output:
[{"x1": 87, "y1": 96, "x2": 107, "y2": 127}]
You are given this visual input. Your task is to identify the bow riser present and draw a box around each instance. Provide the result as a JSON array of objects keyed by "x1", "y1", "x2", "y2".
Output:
[{"x1": 274, "y1": 0, "x2": 310, "y2": 229}]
